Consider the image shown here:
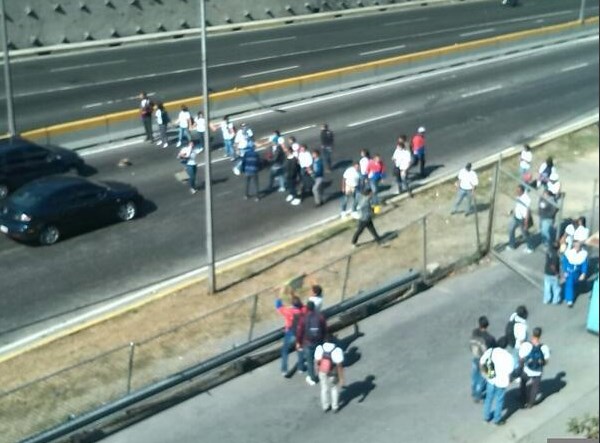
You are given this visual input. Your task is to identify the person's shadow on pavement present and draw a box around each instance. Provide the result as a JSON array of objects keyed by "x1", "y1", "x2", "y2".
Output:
[
  {"x1": 339, "y1": 375, "x2": 376, "y2": 411},
  {"x1": 503, "y1": 371, "x2": 567, "y2": 421}
]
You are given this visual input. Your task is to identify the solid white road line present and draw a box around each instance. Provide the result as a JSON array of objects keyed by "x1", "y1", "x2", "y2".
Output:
[
  {"x1": 49, "y1": 59, "x2": 127, "y2": 73},
  {"x1": 461, "y1": 85, "x2": 503, "y2": 98},
  {"x1": 240, "y1": 65, "x2": 300, "y2": 79},
  {"x1": 561, "y1": 62, "x2": 590, "y2": 72},
  {"x1": 460, "y1": 28, "x2": 495, "y2": 38},
  {"x1": 360, "y1": 44, "x2": 406, "y2": 56},
  {"x1": 240, "y1": 36, "x2": 297, "y2": 46},
  {"x1": 347, "y1": 110, "x2": 404, "y2": 127}
]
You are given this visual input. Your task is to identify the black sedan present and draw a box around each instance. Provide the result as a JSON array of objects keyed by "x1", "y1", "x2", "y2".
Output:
[
  {"x1": 0, "y1": 136, "x2": 85, "y2": 199},
  {"x1": 0, "y1": 176, "x2": 142, "y2": 245}
]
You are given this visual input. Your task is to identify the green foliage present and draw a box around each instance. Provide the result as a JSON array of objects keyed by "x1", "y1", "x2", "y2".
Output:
[{"x1": 567, "y1": 413, "x2": 599, "y2": 439}]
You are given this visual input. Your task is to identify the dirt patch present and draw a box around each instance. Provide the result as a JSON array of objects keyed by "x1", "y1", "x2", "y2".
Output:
[{"x1": 0, "y1": 125, "x2": 597, "y2": 442}]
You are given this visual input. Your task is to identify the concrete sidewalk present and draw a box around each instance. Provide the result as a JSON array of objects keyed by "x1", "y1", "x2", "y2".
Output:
[{"x1": 101, "y1": 259, "x2": 599, "y2": 443}]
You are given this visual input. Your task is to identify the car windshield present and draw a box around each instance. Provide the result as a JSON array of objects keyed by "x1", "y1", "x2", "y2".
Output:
[{"x1": 9, "y1": 187, "x2": 47, "y2": 208}]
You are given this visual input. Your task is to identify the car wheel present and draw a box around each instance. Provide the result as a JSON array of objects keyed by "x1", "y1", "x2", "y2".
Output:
[
  {"x1": 39, "y1": 225, "x2": 60, "y2": 246},
  {"x1": 0, "y1": 184, "x2": 8, "y2": 199},
  {"x1": 117, "y1": 201, "x2": 137, "y2": 221}
]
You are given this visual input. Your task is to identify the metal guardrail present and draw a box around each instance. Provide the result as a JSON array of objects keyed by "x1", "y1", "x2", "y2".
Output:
[{"x1": 21, "y1": 270, "x2": 421, "y2": 443}]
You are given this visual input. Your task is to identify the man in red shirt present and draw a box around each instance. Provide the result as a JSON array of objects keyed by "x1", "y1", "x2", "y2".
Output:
[{"x1": 411, "y1": 126, "x2": 427, "y2": 178}]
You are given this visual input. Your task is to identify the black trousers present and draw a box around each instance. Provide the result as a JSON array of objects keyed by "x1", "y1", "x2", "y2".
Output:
[
  {"x1": 352, "y1": 219, "x2": 381, "y2": 245},
  {"x1": 520, "y1": 372, "x2": 541, "y2": 407},
  {"x1": 142, "y1": 115, "x2": 153, "y2": 141},
  {"x1": 245, "y1": 174, "x2": 259, "y2": 198}
]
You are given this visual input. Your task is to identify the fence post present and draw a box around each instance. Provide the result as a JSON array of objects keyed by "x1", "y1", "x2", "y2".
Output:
[
  {"x1": 421, "y1": 215, "x2": 427, "y2": 275},
  {"x1": 247, "y1": 294, "x2": 259, "y2": 342},
  {"x1": 340, "y1": 254, "x2": 352, "y2": 302},
  {"x1": 472, "y1": 192, "x2": 481, "y2": 255},
  {"x1": 485, "y1": 157, "x2": 501, "y2": 253},
  {"x1": 126, "y1": 342, "x2": 136, "y2": 395}
]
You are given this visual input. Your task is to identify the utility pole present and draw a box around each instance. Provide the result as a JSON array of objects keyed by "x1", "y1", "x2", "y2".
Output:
[
  {"x1": 0, "y1": 0, "x2": 16, "y2": 136},
  {"x1": 200, "y1": 0, "x2": 216, "y2": 293}
]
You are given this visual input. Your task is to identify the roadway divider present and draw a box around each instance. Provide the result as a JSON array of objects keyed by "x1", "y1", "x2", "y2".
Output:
[{"x1": 18, "y1": 17, "x2": 599, "y2": 150}]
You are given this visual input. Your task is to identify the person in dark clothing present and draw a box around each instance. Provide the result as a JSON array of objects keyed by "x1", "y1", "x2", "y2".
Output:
[
  {"x1": 470, "y1": 316, "x2": 496, "y2": 402},
  {"x1": 284, "y1": 147, "x2": 301, "y2": 206},
  {"x1": 267, "y1": 133, "x2": 286, "y2": 192},
  {"x1": 320, "y1": 123, "x2": 335, "y2": 172},
  {"x1": 538, "y1": 189, "x2": 559, "y2": 248},
  {"x1": 296, "y1": 300, "x2": 327, "y2": 385},
  {"x1": 241, "y1": 148, "x2": 261, "y2": 201},
  {"x1": 311, "y1": 149, "x2": 325, "y2": 206},
  {"x1": 351, "y1": 188, "x2": 383, "y2": 247},
  {"x1": 543, "y1": 242, "x2": 561, "y2": 304},
  {"x1": 139, "y1": 91, "x2": 154, "y2": 142}
]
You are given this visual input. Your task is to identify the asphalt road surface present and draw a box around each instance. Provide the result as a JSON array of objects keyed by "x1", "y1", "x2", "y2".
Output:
[
  {"x1": 0, "y1": 0, "x2": 598, "y2": 132},
  {"x1": 0, "y1": 35, "x2": 597, "y2": 346}
]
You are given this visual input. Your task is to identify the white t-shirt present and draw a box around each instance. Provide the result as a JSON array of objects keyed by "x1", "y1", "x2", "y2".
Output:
[
  {"x1": 509, "y1": 312, "x2": 528, "y2": 350},
  {"x1": 178, "y1": 110, "x2": 192, "y2": 129},
  {"x1": 457, "y1": 168, "x2": 479, "y2": 190},
  {"x1": 298, "y1": 151, "x2": 313, "y2": 169},
  {"x1": 314, "y1": 342, "x2": 344, "y2": 367},
  {"x1": 520, "y1": 150, "x2": 532, "y2": 170},
  {"x1": 479, "y1": 347, "x2": 514, "y2": 388},
  {"x1": 565, "y1": 247, "x2": 588, "y2": 266},
  {"x1": 194, "y1": 116, "x2": 206, "y2": 133},
  {"x1": 392, "y1": 148, "x2": 412, "y2": 171},
  {"x1": 518, "y1": 342, "x2": 550, "y2": 377},
  {"x1": 235, "y1": 128, "x2": 252, "y2": 150},
  {"x1": 186, "y1": 146, "x2": 202, "y2": 166},
  {"x1": 514, "y1": 192, "x2": 531, "y2": 221},
  {"x1": 565, "y1": 224, "x2": 590, "y2": 244},
  {"x1": 155, "y1": 109, "x2": 165, "y2": 125},
  {"x1": 359, "y1": 157, "x2": 370, "y2": 175},
  {"x1": 220, "y1": 121, "x2": 235, "y2": 140},
  {"x1": 343, "y1": 167, "x2": 360, "y2": 190},
  {"x1": 308, "y1": 295, "x2": 323, "y2": 311}
]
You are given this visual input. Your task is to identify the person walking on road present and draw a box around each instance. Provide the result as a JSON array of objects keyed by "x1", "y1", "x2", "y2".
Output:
[
  {"x1": 139, "y1": 91, "x2": 154, "y2": 142},
  {"x1": 193, "y1": 111, "x2": 207, "y2": 151},
  {"x1": 518, "y1": 326, "x2": 550, "y2": 409},
  {"x1": 241, "y1": 147, "x2": 261, "y2": 201},
  {"x1": 320, "y1": 123, "x2": 335, "y2": 172},
  {"x1": 351, "y1": 188, "x2": 384, "y2": 248},
  {"x1": 298, "y1": 145, "x2": 314, "y2": 200},
  {"x1": 315, "y1": 334, "x2": 345, "y2": 413},
  {"x1": 175, "y1": 105, "x2": 193, "y2": 148},
  {"x1": 359, "y1": 149, "x2": 371, "y2": 190},
  {"x1": 507, "y1": 184, "x2": 533, "y2": 253},
  {"x1": 411, "y1": 126, "x2": 427, "y2": 178},
  {"x1": 311, "y1": 149, "x2": 325, "y2": 207},
  {"x1": 562, "y1": 241, "x2": 588, "y2": 307},
  {"x1": 154, "y1": 102, "x2": 170, "y2": 148},
  {"x1": 451, "y1": 163, "x2": 478, "y2": 216},
  {"x1": 212, "y1": 115, "x2": 236, "y2": 159},
  {"x1": 480, "y1": 336, "x2": 514, "y2": 425},
  {"x1": 284, "y1": 148, "x2": 301, "y2": 206},
  {"x1": 391, "y1": 136, "x2": 412, "y2": 196},
  {"x1": 296, "y1": 301, "x2": 327, "y2": 386},
  {"x1": 267, "y1": 131, "x2": 286, "y2": 192},
  {"x1": 543, "y1": 242, "x2": 562, "y2": 305},
  {"x1": 340, "y1": 162, "x2": 360, "y2": 217},
  {"x1": 177, "y1": 141, "x2": 201, "y2": 194},
  {"x1": 366, "y1": 154, "x2": 385, "y2": 205},
  {"x1": 275, "y1": 293, "x2": 305, "y2": 377},
  {"x1": 469, "y1": 316, "x2": 496, "y2": 403}
]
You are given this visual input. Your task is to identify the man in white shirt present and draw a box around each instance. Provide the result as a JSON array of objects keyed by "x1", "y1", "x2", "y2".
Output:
[
  {"x1": 175, "y1": 105, "x2": 193, "y2": 148},
  {"x1": 508, "y1": 184, "x2": 533, "y2": 253},
  {"x1": 519, "y1": 144, "x2": 533, "y2": 179},
  {"x1": 298, "y1": 145, "x2": 313, "y2": 198},
  {"x1": 480, "y1": 336, "x2": 514, "y2": 425},
  {"x1": 518, "y1": 327, "x2": 550, "y2": 409},
  {"x1": 392, "y1": 137, "x2": 413, "y2": 196},
  {"x1": 210, "y1": 115, "x2": 235, "y2": 159},
  {"x1": 314, "y1": 335, "x2": 345, "y2": 413},
  {"x1": 193, "y1": 111, "x2": 207, "y2": 152},
  {"x1": 308, "y1": 285, "x2": 324, "y2": 311},
  {"x1": 451, "y1": 162, "x2": 478, "y2": 216},
  {"x1": 341, "y1": 162, "x2": 361, "y2": 217}
]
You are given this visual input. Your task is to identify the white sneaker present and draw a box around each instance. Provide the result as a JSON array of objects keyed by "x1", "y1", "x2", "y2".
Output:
[
  {"x1": 162, "y1": 143, "x2": 168, "y2": 148},
  {"x1": 285, "y1": 195, "x2": 294, "y2": 202},
  {"x1": 156, "y1": 140, "x2": 163, "y2": 146},
  {"x1": 305, "y1": 376, "x2": 316, "y2": 386},
  {"x1": 190, "y1": 188, "x2": 197, "y2": 194},
  {"x1": 291, "y1": 198, "x2": 301, "y2": 206},
  {"x1": 524, "y1": 248, "x2": 533, "y2": 254},
  {"x1": 176, "y1": 142, "x2": 182, "y2": 148}
]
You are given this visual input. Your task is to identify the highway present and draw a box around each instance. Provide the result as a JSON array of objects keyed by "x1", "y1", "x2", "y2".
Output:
[
  {"x1": 0, "y1": 0, "x2": 597, "y2": 132},
  {"x1": 0, "y1": 34, "x2": 597, "y2": 346}
]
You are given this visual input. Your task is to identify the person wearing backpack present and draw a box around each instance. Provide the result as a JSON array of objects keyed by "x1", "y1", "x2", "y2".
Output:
[
  {"x1": 469, "y1": 316, "x2": 496, "y2": 403},
  {"x1": 296, "y1": 300, "x2": 327, "y2": 386},
  {"x1": 314, "y1": 334, "x2": 345, "y2": 413},
  {"x1": 275, "y1": 293, "x2": 305, "y2": 377},
  {"x1": 479, "y1": 336, "x2": 514, "y2": 425},
  {"x1": 518, "y1": 327, "x2": 550, "y2": 409}
]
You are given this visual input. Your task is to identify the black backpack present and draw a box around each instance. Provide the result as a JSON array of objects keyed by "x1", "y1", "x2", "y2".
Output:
[
  {"x1": 304, "y1": 312, "x2": 323, "y2": 345},
  {"x1": 525, "y1": 344, "x2": 546, "y2": 372},
  {"x1": 505, "y1": 319, "x2": 516, "y2": 348}
]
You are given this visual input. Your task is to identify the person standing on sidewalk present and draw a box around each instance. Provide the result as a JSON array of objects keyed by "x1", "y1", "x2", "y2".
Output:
[
  {"x1": 518, "y1": 327, "x2": 550, "y2": 409},
  {"x1": 275, "y1": 293, "x2": 305, "y2": 377},
  {"x1": 296, "y1": 301, "x2": 327, "y2": 386},
  {"x1": 508, "y1": 184, "x2": 533, "y2": 253},
  {"x1": 311, "y1": 149, "x2": 325, "y2": 207},
  {"x1": 451, "y1": 163, "x2": 478, "y2": 216},
  {"x1": 480, "y1": 336, "x2": 514, "y2": 425},
  {"x1": 308, "y1": 284, "x2": 324, "y2": 312},
  {"x1": 469, "y1": 316, "x2": 496, "y2": 403},
  {"x1": 340, "y1": 162, "x2": 360, "y2": 218},
  {"x1": 543, "y1": 242, "x2": 562, "y2": 305},
  {"x1": 359, "y1": 149, "x2": 371, "y2": 190},
  {"x1": 314, "y1": 334, "x2": 345, "y2": 413},
  {"x1": 241, "y1": 147, "x2": 261, "y2": 201},
  {"x1": 154, "y1": 102, "x2": 170, "y2": 148},
  {"x1": 139, "y1": 91, "x2": 154, "y2": 142},
  {"x1": 505, "y1": 305, "x2": 529, "y2": 371},
  {"x1": 411, "y1": 126, "x2": 427, "y2": 178},
  {"x1": 562, "y1": 241, "x2": 589, "y2": 307},
  {"x1": 538, "y1": 189, "x2": 558, "y2": 249},
  {"x1": 519, "y1": 144, "x2": 533, "y2": 183},
  {"x1": 351, "y1": 188, "x2": 384, "y2": 248},
  {"x1": 320, "y1": 123, "x2": 335, "y2": 172},
  {"x1": 391, "y1": 136, "x2": 413, "y2": 196}
]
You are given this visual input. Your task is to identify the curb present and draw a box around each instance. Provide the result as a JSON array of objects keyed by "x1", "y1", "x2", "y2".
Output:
[{"x1": 0, "y1": 112, "x2": 597, "y2": 366}]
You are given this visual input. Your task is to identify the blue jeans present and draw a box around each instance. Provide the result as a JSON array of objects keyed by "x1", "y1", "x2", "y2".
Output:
[
  {"x1": 178, "y1": 127, "x2": 192, "y2": 145},
  {"x1": 298, "y1": 344, "x2": 317, "y2": 381},
  {"x1": 453, "y1": 188, "x2": 474, "y2": 214},
  {"x1": 540, "y1": 218, "x2": 555, "y2": 247},
  {"x1": 544, "y1": 274, "x2": 561, "y2": 304},
  {"x1": 269, "y1": 165, "x2": 285, "y2": 190},
  {"x1": 223, "y1": 138, "x2": 234, "y2": 158},
  {"x1": 369, "y1": 178, "x2": 380, "y2": 204},
  {"x1": 341, "y1": 189, "x2": 358, "y2": 213},
  {"x1": 483, "y1": 382, "x2": 506, "y2": 424},
  {"x1": 564, "y1": 270, "x2": 581, "y2": 304},
  {"x1": 471, "y1": 358, "x2": 485, "y2": 400},
  {"x1": 280, "y1": 330, "x2": 298, "y2": 373},
  {"x1": 508, "y1": 216, "x2": 531, "y2": 249},
  {"x1": 186, "y1": 164, "x2": 197, "y2": 189}
]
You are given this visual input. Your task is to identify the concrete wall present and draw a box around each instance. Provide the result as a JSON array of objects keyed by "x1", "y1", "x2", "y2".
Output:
[{"x1": 3, "y1": 0, "x2": 407, "y2": 50}]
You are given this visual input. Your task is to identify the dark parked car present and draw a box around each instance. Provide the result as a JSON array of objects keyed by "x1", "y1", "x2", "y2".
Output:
[
  {"x1": 0, "y1": 176, "x2": 142, "y2": 245},
  {"x1": 0, "y1": 136, "x2": 84, "y2": 199}
]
